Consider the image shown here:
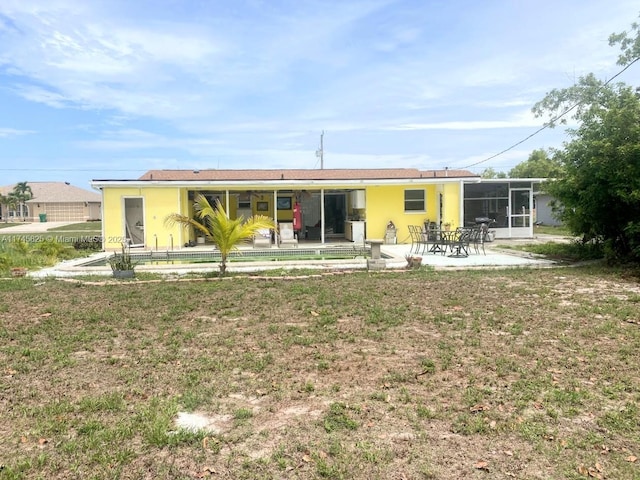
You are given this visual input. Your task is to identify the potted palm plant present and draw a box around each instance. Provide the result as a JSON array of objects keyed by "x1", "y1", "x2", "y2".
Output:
[{"x1": 108, "y1": 243, "x2": 136, "y2": 278}]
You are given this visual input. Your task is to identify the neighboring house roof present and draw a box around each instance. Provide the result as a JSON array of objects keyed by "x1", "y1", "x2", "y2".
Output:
[
  {"x1": 135, "y1": 168, "x2": 479, "y2": 182},
  {"x1": 0, "y1": 182, "x2": 101, "y2": 203}
]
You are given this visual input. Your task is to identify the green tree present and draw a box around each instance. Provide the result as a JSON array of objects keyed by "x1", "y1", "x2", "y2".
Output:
[
  {"x1": 11, "y1": 182, "x2": 33, "y2": 221},
  {"x1": 529, "y1": 16, "x2": 640, "y2": 262},
  {"x1": 480, "y1": 167, "x2": 506, "y2": 179},
  {"x1": 0, "y1": 193, "x2": 18, "y2": 222},
  {"x1": 532, "y1": 75, "x2": 640, "y2": 261},
  {"x1": 509, "y1": 149, "x2": 564, "y2": 178},
  {"x1": 165, "y1": 193, "x2": 276, "y2": 275},
  {"x1": 609, "y1": 17, "x2": 640, "y2": 65},
  {"x1": 0, "y1": 193, "x2": 9, "y2": 222}
]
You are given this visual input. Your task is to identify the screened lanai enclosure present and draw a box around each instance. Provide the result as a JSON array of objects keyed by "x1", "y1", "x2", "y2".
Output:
[{"x1": 464, "y1": 180, "x2": 541, "y2": 238}]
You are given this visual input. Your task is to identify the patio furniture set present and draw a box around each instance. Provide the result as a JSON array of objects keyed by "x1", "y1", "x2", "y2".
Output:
[
  {"x1": 408, "y1": 222, "x2": 489, "y2": 258},
  {"x1": 253, "y1": 222, "x2": 299, "y2": 248}
]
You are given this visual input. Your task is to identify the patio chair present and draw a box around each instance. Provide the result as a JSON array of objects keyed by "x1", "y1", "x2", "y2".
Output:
[
  {"x1": 278, "y1": 222, "x2": 298, "y2": 247},
  {"x1": 469, "y1": 225, "x2": 487, "y2": 255},
  {"x1": 407, "y1": 225, "x2": 425, "y2": 255},
  {"x1": 253, "y1": 228, "x2": 272, "y2": 248},
  {"x1": 447, "y1": 227, "x2": 472, "y2": 257}
]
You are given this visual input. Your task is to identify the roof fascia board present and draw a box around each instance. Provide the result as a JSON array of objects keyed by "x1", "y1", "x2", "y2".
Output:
[
  {"x1": 478, "y1": 178, "x2": 546, "y2": 183},
  {"x1": 91, "y1": 177, "x2": 478, "y2": 189}
]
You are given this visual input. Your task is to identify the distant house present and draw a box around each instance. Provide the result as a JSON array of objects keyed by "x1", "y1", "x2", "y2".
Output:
[
  {"x1": 0, "y1": 182, "x2": 101, "y2": 222},
  {"x1": 534, "y1": 192, "x2": 562, "y2": 227}
]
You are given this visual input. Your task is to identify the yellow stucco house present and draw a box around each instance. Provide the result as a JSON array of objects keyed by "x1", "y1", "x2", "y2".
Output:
[{"x1": 91, "y1": 168, "x2": 540, "y2": 251}]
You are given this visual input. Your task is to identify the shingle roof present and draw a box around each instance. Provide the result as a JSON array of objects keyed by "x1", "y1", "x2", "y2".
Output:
[
  {"x1": 137, "y1": 168, "x2": 478, "y2": 181},
  {"x1": 0, "y1": 182, "x2": 101, "y2": 203}
]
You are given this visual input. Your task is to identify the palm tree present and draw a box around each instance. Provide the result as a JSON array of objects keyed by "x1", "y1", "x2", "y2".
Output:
[
  {"x1": 12, "y1": 182, "x2": 33, "y2": 221},
  {"x1": 0, "y1": 193, "x2": 18, "y2": 222},
  {"x1": 165, "y1": 193, "x2": 276, "y2": 275},
  {"x1": 0, "y1": 193, "x2": 7, "y2": 222}
]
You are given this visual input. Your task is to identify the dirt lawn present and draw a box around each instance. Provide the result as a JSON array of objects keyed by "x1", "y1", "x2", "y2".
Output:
[{"x1": 1, "y1": 267, "x2": 640, "y2": 479}]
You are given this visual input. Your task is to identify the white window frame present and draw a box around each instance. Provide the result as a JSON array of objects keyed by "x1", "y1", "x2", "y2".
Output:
[{"x1": 404, "y1": 189, "x2": 426, "y2": 212}]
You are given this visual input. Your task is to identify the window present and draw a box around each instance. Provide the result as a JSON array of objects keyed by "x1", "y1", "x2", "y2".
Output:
[
  {"x1": 404, "y1": 189, "x2": 425, "y2": 212},
  {"x1": 256, "y1": 201, "x2": 269, "y2": 211},
  {"x1": 277, "y1": 197, "x2": 292, "y2": 210}
]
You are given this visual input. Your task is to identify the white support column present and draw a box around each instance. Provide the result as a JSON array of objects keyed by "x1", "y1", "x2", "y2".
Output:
[
  {"x1": 177, "y1": 189, "x2": 183, "y2": 247},
  {"x1": 273, "y1": 190, "x2": 278, "y2": 224},
  {"x1": 528, "y1": 187, "x2": 534, "y2": 237},
  {"x1": 320, "y1": 189, "x2": 325, "y2": 244},
  {"x1": 459, "y1": 179, "x2": 465, "y2": 227}
]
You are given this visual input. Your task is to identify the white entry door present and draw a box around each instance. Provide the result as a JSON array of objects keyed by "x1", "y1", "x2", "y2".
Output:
[
  {"x1": 509, "y1": 188, "x2": 533, "y2": 238},
  {"x1": 124, "y1": 197, "x2": 145, "y2": 247}
]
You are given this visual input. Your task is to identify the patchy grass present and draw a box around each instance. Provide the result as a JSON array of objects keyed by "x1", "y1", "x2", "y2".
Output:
[
  {"x1": 46, "y1": 221, "x2": 102, "y2": 233},
  {"x1": 0, "y1": 222, "x2": 27, "y2": 230},
  {"x1": 1, "y1": 267, "x2": 640, "y2": 479},
  {"x1": 0, "y1": 222, "x2": 101, "y2": 245},
  {"x1": 498, "y1": 240, "x2": 604, "y2": 263},
  {"x1": 0, "y1": 223, "x2": 102, "y2": 275},
  {"x1": 534, "y1": 224, "x2": 571, "y2": 236}
]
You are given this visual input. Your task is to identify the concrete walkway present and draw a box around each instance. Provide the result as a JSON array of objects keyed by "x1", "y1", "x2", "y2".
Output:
[
  {"x1": 3, "y1": 221, "x2": 562, "y2": 277},
  {"x1": 381, "y1": 242, "x2": 556, "y2": 269},
  {"x1": 0, "y1": 221, "x2": 80, "y2": 233}
]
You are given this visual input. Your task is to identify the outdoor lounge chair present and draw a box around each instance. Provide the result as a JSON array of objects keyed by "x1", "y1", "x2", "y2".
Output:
[
  {"x1": 278, "y1": 222, "x2": 298, "y2": 247},
  {"x1": 253, "y1": 228, "x2": 272, "y2": 248}
]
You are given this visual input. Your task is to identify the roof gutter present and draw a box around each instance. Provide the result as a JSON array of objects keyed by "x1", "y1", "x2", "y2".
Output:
[{"x1": 90, "y1": 177, "x2": 479, "y2": 189}]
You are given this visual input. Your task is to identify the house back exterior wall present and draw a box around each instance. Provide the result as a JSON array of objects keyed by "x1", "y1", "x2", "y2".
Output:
[
  {"x1": 103, "y1": 188, "x2": 133, "y2": 250},
  {"x1": 100, "y1": 181, "x2": 465, "y2": 249}
]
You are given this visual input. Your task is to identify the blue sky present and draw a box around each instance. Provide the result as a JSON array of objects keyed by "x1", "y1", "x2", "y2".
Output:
[{"x1": 1, "y1": 0, "x2": 638, "y2": 190}]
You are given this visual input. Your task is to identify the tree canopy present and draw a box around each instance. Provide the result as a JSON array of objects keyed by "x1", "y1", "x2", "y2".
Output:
[
  {"x1": 531, "y1": 16, "x2": 640, "y2": 262},
  {"x1": 480, "y1": 167, "x2": 506, "y2": 179},
  {"x1": 508, "y1": 149, "x2": 563, "y2": 178},
  {"x1": 480, "y1": 149, "x2": 563, "y2": 179},
  {"x1": 11, "y1": 181, "x2": 33, "y2": 221}
]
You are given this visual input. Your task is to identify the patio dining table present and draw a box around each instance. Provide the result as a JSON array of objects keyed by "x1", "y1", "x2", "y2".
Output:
[
  {"x1": 425, "y1": 229, "x2": 447, "y2": 254},
  {"x1": 426, "y1": 228, "x2": 470, "y2": 258}
]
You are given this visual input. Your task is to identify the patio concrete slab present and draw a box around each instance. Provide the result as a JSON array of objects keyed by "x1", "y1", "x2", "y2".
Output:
[
  {"x1": 380, "y1": 243, "x2": 555, "y2": 269},
  {"x1": 29, "y1": 240, "x2": 556, "y2": 279}
]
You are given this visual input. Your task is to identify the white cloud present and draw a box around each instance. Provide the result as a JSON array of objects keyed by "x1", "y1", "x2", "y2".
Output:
[
  {"x1": 0, "y1": 127, "x2": 35, "y2": 137},
  {"x1": 12, "y1": 84, "x2": 70, "y2": 108},
  {"x1": 0, "y1": 0, "x2": 638, "y2": 189},
  {"x1": 388, "y1": 108, "x2": 543, "y2": 131},
  {"x1": 75, "y1": 128, "x2": 225, "y2": 152}
]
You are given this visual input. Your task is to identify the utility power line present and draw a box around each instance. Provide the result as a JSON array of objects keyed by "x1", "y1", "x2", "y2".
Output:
[{"x1": 461, "y1": 57, "x2": 640, "y2": 170}]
